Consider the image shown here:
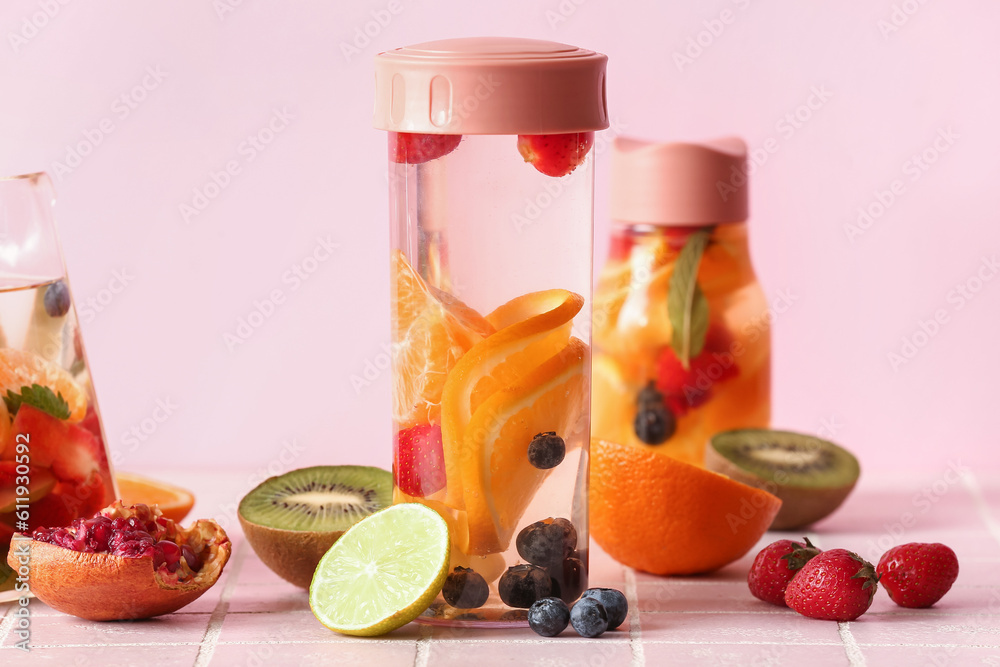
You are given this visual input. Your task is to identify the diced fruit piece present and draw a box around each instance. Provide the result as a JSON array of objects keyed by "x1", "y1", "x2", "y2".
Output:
[
  {"x1": 392, "y1": 250, "x2": 494, "y2": 430},
  {"x1": 458, "y1": 339, "x2": 589, "y2": 554},
  {"x1": 705, "y1": 429, "x2": 860, "y2": 530},
  {"x1": 747, "y1": 538, "x2": 822, "y2": 607},
  {"x1": 517, "y1": 132, "x2": 595, "y2": 177},
  {"x1": 876, "y1": 542, "x2": 959, "y2": 608},
  {"x1": 115, "y1": 472, "x2": 194, "y2": 523},
  {"x1": 442, "y1": 566, "x2": 490, "y2": 609},
  {"x1": 590, "y1": 438, "x2": 781, "y2": 575},
  {"x1": 581, "y1": 588, "x2": 628, "y2": 630},
  {"x1": 44, "y1": 281, "x2": 71, "y2": 318},
  {"x1": 498, "y1": 564, "x2": 552, "y2": 608},
  {"x1": 655, "y1": 323, "x2": 738, "y2": 416},
  {"x1": 389, "y1": 132, "x2": 462, "y2": 164},
  {"x1": 0, "y1": 462, "x2": 56, "y2": 513},
  {"x1": 516, "y1": 517, "x2": 577, "y2": 569},
  {"x1": 239, "y1": 465, "x2": 393, "y2": 589},
  {"x1": 2, "y1": 405, "x2": 100, "y2": 482},
  {"x1": 527, "y1": 432, "x2": 566, "y2": 470},
  {"x1": 0, "y1": 348, "x2": 88, "y2": 421},
  {"x1": 440, "y1": 289, "x2": 583, "y2": 510},
  {"x1": 14, "y1": 501, "x2": 231, "y2": 620},
  {"x1": 569, "y1": 596, "x2": 608, "y2": 638},
  {"x1": 80, "y1": 405, "x2": 102, "y2": 439},
  {"x1": 784, "y1": 549, "x2": 879, "y2": 621},
  {"x1": 394, "y1": 424, "x2": 446, "y2": 497},
  {"x1": 309, "y1": 503, "x2": 450, "y2": 636},
  {"x1": 528, "y1": 597, "x2": 570, "y2": 637}
]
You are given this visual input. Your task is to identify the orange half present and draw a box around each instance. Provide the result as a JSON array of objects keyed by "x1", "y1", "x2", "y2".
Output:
[{"x1": 114, "y1": 472, "x2": 195, "y2": 523}]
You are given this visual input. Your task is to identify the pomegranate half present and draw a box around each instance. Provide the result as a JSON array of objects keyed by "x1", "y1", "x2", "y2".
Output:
[{"x1": 7, "y1": 501, "x2": 230, "y2": 620}]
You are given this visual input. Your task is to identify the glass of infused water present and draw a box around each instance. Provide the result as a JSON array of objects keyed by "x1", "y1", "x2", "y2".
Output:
[{"x1": 0, "y1": 172, "x2": 116, "y2": 601}]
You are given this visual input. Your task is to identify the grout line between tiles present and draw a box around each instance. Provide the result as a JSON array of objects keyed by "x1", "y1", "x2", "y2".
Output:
[
  {"x1": 838, "y1": 622, "x2": 866, "y2": 666},
  {"x1": 624, "y1": 567, "x2": 645, "y2": 667},
  {"x1": 191, "y1": 541, "x2": 248, "y2": 667},
  {"x1": 961, "y1": 471, "x2": 1000, "y2": 549},
  {"x1": 413, "y1": 622, "x2": 431, "y2": 667}
]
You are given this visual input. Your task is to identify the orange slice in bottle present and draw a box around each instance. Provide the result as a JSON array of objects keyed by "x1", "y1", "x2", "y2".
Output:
[
  {"x1": 458, "y1": 338, "x2": 589, "y2": 555},
  {"x1": 0, "y1": 348, "x2": 88, "y2": 422},
  {"x1": 440, "y1": 289, "x2": 584, "y2": 509},
  {"x1": 392, "y1": 250, "x2": 494, "y2": 429}
]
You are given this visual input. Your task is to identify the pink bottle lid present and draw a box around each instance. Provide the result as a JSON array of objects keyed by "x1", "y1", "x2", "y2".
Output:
[
  {"x1": 373, "y1": 37, "x2": 608, "y2": 135},
  {"x1": 610, "y1": 136, "x2": 749, "y2": 225}
]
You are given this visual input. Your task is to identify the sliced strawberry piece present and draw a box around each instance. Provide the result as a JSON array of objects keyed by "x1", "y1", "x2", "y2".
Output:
[
  {"x1": 517, "y1": 132, "x2": 594, "y2": 177},
  {"x1": 394, "y1": 424, "x2": 446, "y2": 497},
  {"x1": 389, "y1": 132, "x2": 462, "y2": 164},
  {"x1": 655, "y1": 323, "x2": 739, "y2": 415},
  {"x1": 0, "y1": 462, "x2": 57, "y2": 513},
  {"x1": 4, "y1": 405, "x2": 100, "y2": 482}
]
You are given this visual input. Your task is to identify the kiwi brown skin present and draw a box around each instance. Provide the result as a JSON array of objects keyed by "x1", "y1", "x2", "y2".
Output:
[
  {"x1": 238, "y1": 516, "x2": 340, "y2": 588},
  {"x1": 704, "y1": 432, "x2": 859, "y2": 530}
]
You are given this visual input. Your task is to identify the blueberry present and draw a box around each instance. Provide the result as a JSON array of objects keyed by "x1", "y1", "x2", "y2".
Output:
[
  {"x1": 570, "y1": 597, "x2": 608, "y2": 638},
  {"x1": 516, "y1": 517, "x2": 577, "y2": 568},
  {"x1": 442, "y1": 566, "x2": 490, "y2": 609},
  {"x1": 43, "y1": 281, "x2": 71, "y2": 318},
  {"x1": 581, "y1": 588, "x2": 628, "y2": 630},
  {"x1": 527, "y1": 431, "x2": 566, "y2": 469},
  {"x1": 498, "y1": 564, "x2": 552, "y2": 608},
  {"x1": 548, "y1": 556, "x2": 588, "y2": 604},
  {"x1": 528, "y1": 597, "x2": 570, "y2": 637},
  {"x1": 633, "y1": 405, "x2": 676, "y2": 444}
]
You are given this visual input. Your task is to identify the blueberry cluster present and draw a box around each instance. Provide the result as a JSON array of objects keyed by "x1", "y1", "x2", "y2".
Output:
[
  {"x1": 633, "y1": 382, "x2": 676, "y2": 444},
  {"x1": 527, "y1": 588, "x2": 628, "y2": 638},
  {"x1": 499, "y1": 517, "x2": 587, "y2": 607}
]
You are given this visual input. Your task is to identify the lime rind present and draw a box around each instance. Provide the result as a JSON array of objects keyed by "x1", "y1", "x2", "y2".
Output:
[{"x1": 309, "y1": 503, "x2": 450, "y2": 636}]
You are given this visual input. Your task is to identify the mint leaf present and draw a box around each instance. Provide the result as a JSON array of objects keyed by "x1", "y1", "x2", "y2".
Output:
[
  {"x1": 667, "y1": 229, "x2": 712, "y2": 369},
  {"x1": 4, "y1": 384, "x2": 71, "y2": 420}
]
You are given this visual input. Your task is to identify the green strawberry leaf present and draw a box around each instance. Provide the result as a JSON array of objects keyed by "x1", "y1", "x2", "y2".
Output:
[
  {"x1": 667, "y1": 229, "x2": 712, "y2": 369},
  {"x1": 4, "y1": 384, "x2": 71, "y2": 420}
]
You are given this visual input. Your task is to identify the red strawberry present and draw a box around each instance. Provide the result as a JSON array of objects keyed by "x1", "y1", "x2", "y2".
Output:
[
  {"x1": 876, "y1": 542, "x2": 959, "y2": 608},
  {"x1": 784, "y1": 549, "x2": 880, "y2": 621},
  {"x1": 517, "y1": 132, "x2": 594, "y2": 177},
  {"x1": 655, "y1": 324, "x2": 739, "y2": 415},
  {"x1": 394, "y1": 424, "x2": 446, "y2": 497},
  {"x1": 748, "y1": 537, "x2": 822, "y2": 606},
  {"x1": 389, "y1": 132, "x2": 462, "y2": 164}
]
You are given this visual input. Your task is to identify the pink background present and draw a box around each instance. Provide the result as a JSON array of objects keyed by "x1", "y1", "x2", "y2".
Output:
[{"x1": 1, "y1": 1, "x2": 997, "y2": 481}]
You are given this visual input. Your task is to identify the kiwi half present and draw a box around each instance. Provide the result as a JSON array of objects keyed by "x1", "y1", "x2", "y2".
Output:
[
  {"x1": 705, "y1": 429, "x2": 860, "y2": 530},
  {"x1": 238, "y1": 465, "x2": 392, "y2": 588}
]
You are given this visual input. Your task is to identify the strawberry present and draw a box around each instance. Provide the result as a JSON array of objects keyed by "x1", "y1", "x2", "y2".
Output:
[
  {"x1": 748, "y1": 537, "x2": 822, "y2": 606},
  {"x1": 389, "y1": 132, "x2": 462, "y2": 164},
  {"x1": 655, "y1": 324, "x2": 739, "y2": 416},
  {"x1": 784, "y1": 549, "x2": 880, "y2": 621},
  {"x1": 394, "y1": 424, "x2": 446, "y2": 497},
  {"x1": 876, "y1": 542, "x2": 959, "y2": 608},
  {"x1": 517, "y1": 132, "x2": 594, "y2": 177}
]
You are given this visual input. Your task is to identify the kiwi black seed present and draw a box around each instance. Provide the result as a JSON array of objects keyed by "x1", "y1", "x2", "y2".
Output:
[
  {"x1": 238, "y1": 465, "x2": 392, "y2": 588},
  {"x1": 705, "y1": 429, "x2": 860, "y2": 530}
]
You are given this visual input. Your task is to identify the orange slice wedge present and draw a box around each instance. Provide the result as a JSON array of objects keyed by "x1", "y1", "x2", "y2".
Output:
[
  {"x1": 440, "y1": 289, "x2": 584, "y2": 508},
  {"x1": 458, "y1": 338, "x2": 589, "y2": 555},
  {"x1": 114, "y1": 472, "x2": 195, "y2": 523},
  {"x1": 392, "y1": 250, "x2": 494, "y2": 429}
]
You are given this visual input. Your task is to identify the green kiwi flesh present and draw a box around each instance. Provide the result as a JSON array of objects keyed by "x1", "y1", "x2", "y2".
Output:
[
  {"x1": 238, "y1": 465, "x2": 392, "y2": 587},
  {"x1": 705, "y1": 429, "x2": 860, "y2": 530}
]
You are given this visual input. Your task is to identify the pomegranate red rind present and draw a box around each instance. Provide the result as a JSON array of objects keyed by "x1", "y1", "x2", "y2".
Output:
[{"x1": 7, "y1": 501, "x2": 231, "y2": 621}]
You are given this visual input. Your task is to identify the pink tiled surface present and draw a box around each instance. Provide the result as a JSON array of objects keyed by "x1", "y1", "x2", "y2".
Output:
[{"x1": 2, "y1": 471, "x2": 1000, "y2": 666}]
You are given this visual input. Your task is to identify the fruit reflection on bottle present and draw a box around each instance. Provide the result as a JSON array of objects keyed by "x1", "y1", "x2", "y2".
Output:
[{"x1": 592, "y1": 137, "x2": 772, "y2": 467}]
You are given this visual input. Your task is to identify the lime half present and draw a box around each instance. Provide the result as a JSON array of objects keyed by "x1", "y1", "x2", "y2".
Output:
[{"x1": 309, "y1": 503, "x2": 450, "y2": 636}]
